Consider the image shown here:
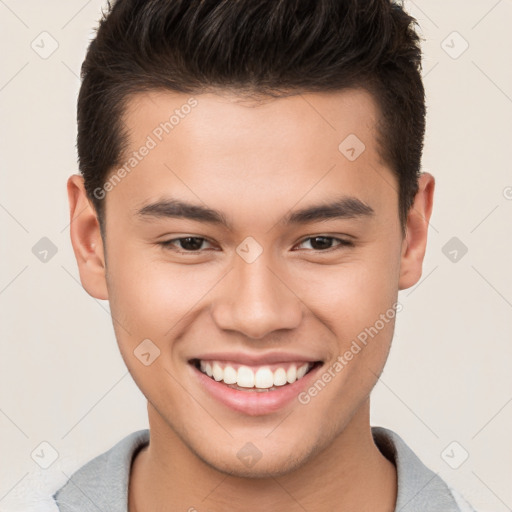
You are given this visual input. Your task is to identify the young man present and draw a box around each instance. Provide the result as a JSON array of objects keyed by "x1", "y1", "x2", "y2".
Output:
[{"x1": 54, "y1": 0, "x2": 476, "y2": 510}]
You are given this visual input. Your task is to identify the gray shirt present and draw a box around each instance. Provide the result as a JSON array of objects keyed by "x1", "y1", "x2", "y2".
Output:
[{"x1": 53, "y1": 427, "x2": 476, "y2": 511}]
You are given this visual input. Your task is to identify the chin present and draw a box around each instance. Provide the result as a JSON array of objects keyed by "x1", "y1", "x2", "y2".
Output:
[
  {"x1": 211, "y1": 456, "x2": 306, "y2": 479},
  {"x1": 195, "y1": 440, "x2": 320, "y2": 480}
]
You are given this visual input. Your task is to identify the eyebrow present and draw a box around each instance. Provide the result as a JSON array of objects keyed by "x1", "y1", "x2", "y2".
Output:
[
  {"x1": 135, "y1": 196, "x2": 374, "y2": 229},
  {"x1": 283, "y1": 197, "x2": 374, "y2": 225}
]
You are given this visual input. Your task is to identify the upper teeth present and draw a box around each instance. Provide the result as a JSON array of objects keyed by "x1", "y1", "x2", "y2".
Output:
[{"x1": 199, "y1": 360, "x2": 312, "y2": 388}]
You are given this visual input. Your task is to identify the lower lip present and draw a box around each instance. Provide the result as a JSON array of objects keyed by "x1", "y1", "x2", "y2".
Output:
[{"x1": 190, "y1": 363, "x2": 323, "y2": 416}]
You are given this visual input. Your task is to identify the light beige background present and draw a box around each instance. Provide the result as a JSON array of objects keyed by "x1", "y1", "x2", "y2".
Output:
[{"x1": 1, "y1": 1, "x2": 511, "y2": 511}]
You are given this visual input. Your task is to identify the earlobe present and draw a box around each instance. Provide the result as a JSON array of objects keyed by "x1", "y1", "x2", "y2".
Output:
[
  {"x1": 67, "y1": 174, "x2": 109, "y2": 300},
  {"x1": 398, "y1": 172, "x2": 435, "y2": 290}
]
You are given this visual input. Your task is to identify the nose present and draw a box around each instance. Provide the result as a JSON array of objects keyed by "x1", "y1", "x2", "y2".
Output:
[{"x1": 211, "y1": 257, "x2": 303, "y2": 340}]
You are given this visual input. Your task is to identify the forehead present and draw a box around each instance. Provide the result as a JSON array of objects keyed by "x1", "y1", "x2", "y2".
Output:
[
  {"x1": 109, "y1": 88, "x2": 395, "y2": 228},
  {"x1": 123, "y1": 88, "x2": 382, "y2": 157}
]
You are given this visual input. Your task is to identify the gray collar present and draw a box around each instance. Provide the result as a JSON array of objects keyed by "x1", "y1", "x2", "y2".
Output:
[
  {"x1": 53, "y1": 427, "x2": 463, "y2": 511},
  {"x1": 372, "y1": 427, "x2": 462, "y2": 511}
]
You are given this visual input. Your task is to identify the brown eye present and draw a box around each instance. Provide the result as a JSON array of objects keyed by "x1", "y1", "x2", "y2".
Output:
[
  {"x1": 160, "y1": 237, "x2": 212, "y2": 252},
  {"x1": 296, "y1": 236, "x2": 353, "y2": 251}
]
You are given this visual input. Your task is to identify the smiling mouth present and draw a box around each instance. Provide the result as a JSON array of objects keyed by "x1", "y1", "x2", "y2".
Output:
[{"x1": 190, "y1": 359, "x2": 323, "y2": 392}]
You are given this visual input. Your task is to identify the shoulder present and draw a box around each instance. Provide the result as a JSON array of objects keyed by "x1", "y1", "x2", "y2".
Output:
[
  {"x1": 371, "y1": 426, "x2": 477, "y2": 512},
  {"x1": 52, "y1": 429, "x2": 150, "y2": 512}
]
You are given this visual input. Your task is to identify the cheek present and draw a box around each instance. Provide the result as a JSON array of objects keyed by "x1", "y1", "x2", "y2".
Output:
[
  {"x1": 299, "y1": 247, "x2": 401, "y2": 333},
  {"x1": 291, "y1": 252, "x2": 401, "y2": 418},
  {"x1": 105, "y1": 245, "x2": 220, "y2": 342},
  {"x1": 104, "y1": 250, "x2": 219, "y2": 400}
]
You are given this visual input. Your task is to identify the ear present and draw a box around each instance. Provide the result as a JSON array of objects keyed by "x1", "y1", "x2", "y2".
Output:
[
  {"x1": 398, "y1": 172, "x2": 435, "y2": 290},
  {"x1": 67, "y1": 174, "x2": 109, "y2": 300}
]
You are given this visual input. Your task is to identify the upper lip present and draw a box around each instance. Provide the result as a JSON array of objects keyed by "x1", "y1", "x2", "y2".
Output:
[{"x1": 189, "y1": 351, "x2": 323, "y2": 366}]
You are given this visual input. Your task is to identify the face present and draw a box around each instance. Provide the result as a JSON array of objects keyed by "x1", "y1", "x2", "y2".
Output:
[{"x1": 69, "y1": 88, "x2": 433, "y2": 477}]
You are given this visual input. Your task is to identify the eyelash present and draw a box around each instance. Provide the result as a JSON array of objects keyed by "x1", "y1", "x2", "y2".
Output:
[{"x1": 158, "y1": 236, "x2": 354, "y2": 254}]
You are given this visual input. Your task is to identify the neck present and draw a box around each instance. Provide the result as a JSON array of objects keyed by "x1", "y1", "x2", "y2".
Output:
[{"x1": 129, "y1": 401, "x2": 397, "y2": 512}]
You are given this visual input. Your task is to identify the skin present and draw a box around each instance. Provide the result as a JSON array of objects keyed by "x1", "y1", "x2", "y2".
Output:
[{"x1": 68, "y1": 88, "x2": 434, "y2": 511}]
